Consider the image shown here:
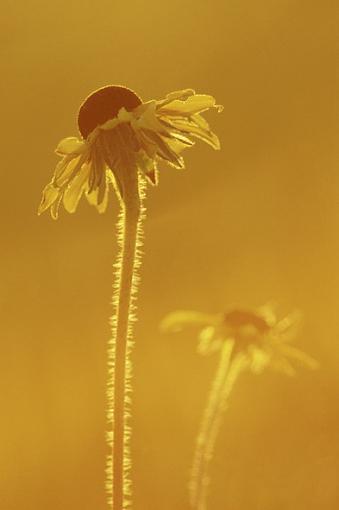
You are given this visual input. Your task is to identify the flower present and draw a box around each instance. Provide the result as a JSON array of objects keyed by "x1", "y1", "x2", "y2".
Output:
[
  {"x1": 161, "y1": 304, "x2": 318, "y2": 376},
  {"x1": 38, "y1": 85, "x2": 223, "y2": 219}
]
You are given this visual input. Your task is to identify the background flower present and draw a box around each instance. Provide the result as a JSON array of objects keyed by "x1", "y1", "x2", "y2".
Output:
[
  {"x1": 162, "y1": 304, "x2": 318, "y2": 509},
  {"x1": 162, "y1": 304, "x2": 318, "y2": 375}
]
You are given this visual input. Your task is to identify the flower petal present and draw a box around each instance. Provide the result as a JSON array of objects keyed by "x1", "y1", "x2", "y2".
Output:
[
  {"x1": 38, "y1": 183, "x2": 60, "y2": 216},
  {"x1": 135, "y1": 130, "x2": 158, "y2": 160},
  {"x1": 269, "y1": 355, "x2": 296, "y2": 377},
  {"x1": 141, "y1": 129, "x2": 185, "y2": 169},
  {"x1": 160, "y1": 311, "x2": 218, "y2": 333},
  {"x1": 165, "y1": 136, "x2": 194, "y2": 156},
  {"x1": 136, "y1": 150, "x2": 158, "y2": 185},
  {"x1": 63, "y1": 164, "x2": 90, "y2": 213},
  {"x1": 160, "y1": 115, "x2": 220, "y2": 150},
  {"x1": 86, "y1": 176, "x2": 109, "y2": 213},
  {"x1": 107, "y1": 170, "x2": 122, "y2": 201},
  {"x1": 155, "y1": 89, "x2": 195, "y2": 109},
  {"x1": 97, "y1": 172, "x2": 108, "y2": 206},
  {"x1": 53, "y1": 154, "x2": 87, "y2": 188},
  {"x1": 50, "y1": 193, "x2": 63, "y2": 220},
  {"x1": 198, "y1": 326, "x2": 225, "y2": 355},
  {"x1": 158, "y1": 94, "x2": 221, "y2": 116},
  {"x1": 274, "y1": 311, "x2": 303, "y2": 342},
  {"x1": 55, "y1": 137, "x2": 86, "y2": 156},
  {"x1": 248, "y1": 346, "x2": 271, "y2": 374},
  {"x1": 137, "y1": 103, "x2": 168, "y2": 135},
  {"x1": 88, "y1": 143, "x2": 106, "y2": 194},
  {"x1": 277, "y1": 344, "x2": 319, "y2": 370}
]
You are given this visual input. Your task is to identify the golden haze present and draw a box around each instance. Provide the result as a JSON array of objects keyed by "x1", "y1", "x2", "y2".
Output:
[{"x1": 1, "y1": 1, "x2": 338, "y2": 509}]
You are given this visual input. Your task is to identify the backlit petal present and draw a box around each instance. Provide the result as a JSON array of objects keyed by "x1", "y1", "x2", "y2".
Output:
[
  {"x1": 142, "y1": 129, "x2": 184, "y2": 169},
  {"x1": 63, "y1": 164, "x2": 90, "y2": 213},
  {"x1": 155, "y1": 89, "x2": 195, "y2": 109},
  {"x1": 165, "y1": 136, "x2": 194, "y2": 156},
  {"x1": 86, "y1": 177, "x2": 109, "y2": 213},
  {"x1": 161, "y1": 116, "x2": 220, "y2": 150},
  {"x1": 248, "y1": 346, "x2": 271, "y2": 374},
  {"x1": 158, "y1": 94, "x2": 221, "y2": 116},
  {"x1": 50, "y1": 193, "x2": 63, "y2": 220},
  {"x1": 38, "y1": 183, "x2": 60, "y2": 215},
  {"x1": 53, "y1": 154, "x2": 87, "y2": 188},
  {"x1": 160, "y1": 311, "x2": 219, "y2": 333},
  {"x1": 136, "y1": 151, "x2": 158, "y2": 185},
  {"x1": 55, "y1": 137, "x2": 86, "y2": 156},
  {"x1": 278, "y1": 344, "x2": 319, "y2": 370}
]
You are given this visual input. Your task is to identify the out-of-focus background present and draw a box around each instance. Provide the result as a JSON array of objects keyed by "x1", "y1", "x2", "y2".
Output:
[{"x1": 1, "y1": 1, "x2": 338, "y2": 509}]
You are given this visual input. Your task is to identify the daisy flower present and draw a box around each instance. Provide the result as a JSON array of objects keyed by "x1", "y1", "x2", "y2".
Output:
[
  {"x1": 38, "y1": 85, "x2": 222, "y2": 510},
  {"x1": 38, "y1": 85, "x2": 222, "y2": 219},
  {"x1": 161, "y1": 304, "x2": 318, "y2": 510}
]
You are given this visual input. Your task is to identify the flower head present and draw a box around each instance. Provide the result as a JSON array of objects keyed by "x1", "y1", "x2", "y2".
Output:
[
  {"x1": 38, "y1": 85, "x2": 222, "y2": 219},
  {"x1": 161, "y1": 304, "x2": 318, "y2": 376}
]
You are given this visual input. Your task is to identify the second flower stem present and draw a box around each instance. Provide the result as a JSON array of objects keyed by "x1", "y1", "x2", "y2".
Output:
[{"x1": 190, "y1": 343, "x2": 245, "y2": 510}]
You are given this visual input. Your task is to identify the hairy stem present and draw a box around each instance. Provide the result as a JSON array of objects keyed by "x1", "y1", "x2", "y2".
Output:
[
  {"x1": 106, "y1": 171, "x2": 145, "y2": 510},
  {"x1": 190, "y1": 344, "x2": 245, "y2": 510}
]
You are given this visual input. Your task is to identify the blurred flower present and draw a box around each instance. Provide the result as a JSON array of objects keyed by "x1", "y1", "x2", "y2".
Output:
[
  {"x1": 162, "y1": 304, "x2": 318, "y2": 510},
  {"x1": 161, "y1": 304, "x2": 318, "y2": 376},
  {"x1": 38, "y1": 85, "x2": 222, "y2": 219}
]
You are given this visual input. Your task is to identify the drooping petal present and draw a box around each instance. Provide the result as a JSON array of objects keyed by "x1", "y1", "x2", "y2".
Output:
[
  {"x1": 165, "y1": 136, "x2": 194, "y2": 156},
  {"x1": 269, "y1": 354, "x2": 297, "y2": 377},
  {"x1": 107, "y1": 169, "x2": 123, "y2": 201},
  {"x1": 247, "y1": 345, "x2": 271, "y2": 374},
  {"x1": 159, "y1": 118, "x2": 195, "y2": 145},
  {"x1": 198, "y1": 326, "x2": 225, "y2": 355},
  {"x1": 38, "y1": 183, "x2": 60, "y2": 215},
  {"x1": 257, "y1": 302, "x2": 278, "y2": 327},
  {"x1": 86, "y1": 176, "x2": 109, "y2": 213},
  {"x1": 277, "y1": 343, "x2": 319, "y2": 370},
  {"x1": 88, "y1": 143, "x2": 106, "y2": 194},
  {"x1": 135, "y1": 129, "x2": 158, "y2": 160},
  {"x1": 158, "y1": 94, "x2": 222, "y2": 116},
  {"x1": 97, "y1": 170, "x2": 108, "y2": 206},
  {"x1": 63, "y1": 164, "x2": 90, "y2": 213},
  {"x1": 53, "y1": 153, "x2": 88, "y2": 188},
  {"x1": 55, "y1": 137, "x2": 86, "y2": 156},
  {"x1": 155, "y1": 89, "x2": 195, "y2": 109},
  {"x1": 136, "y1": 150, "x2": 158, "y2": 185},
  {"x1": 137, "y1": 103, "x2": 170, "y2": 136},
  {"x1": 98, "y1": 132, "x2": 120, "y2": 170},
  {"x1": 274, "y1": 311, "x2": 303, "y2": 342},
  {"x1": 50, "y1": 192, "x2": 63, "y2": 220},
  {"x1": 87, "y1": 160, "x2": 96, "y2": 194},
  {"x1": 119, "y1": 122, "x2": 140, "y2": 153},
  {"x1": 141, "y1": 129, "x2": 185, "y2": 169},
  {"x1": 160, "y1": 115, "x2": 220, "y2": 150},
  {"x1": 52, "y1": 156, "x2": 73, "y2": 184},
  {"x1": 160, "y1": 311, "x2": 219, "y2": 333}
]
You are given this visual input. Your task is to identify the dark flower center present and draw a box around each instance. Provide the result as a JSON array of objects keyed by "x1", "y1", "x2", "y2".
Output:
[
  {"x1": 78, "y1": 85, "x2": 142, "y2": 139},
  {"x1": 223, "y1": 309, "x2": 270, "y2": 334}
]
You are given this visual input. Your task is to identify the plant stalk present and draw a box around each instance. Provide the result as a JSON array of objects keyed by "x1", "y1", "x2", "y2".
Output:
[
  {"x1": 107, "y1": 169, "x2": 144, "y2": 510},
  {"x1": 190, "y1": 344, "x2": 245, "y2": 510}
]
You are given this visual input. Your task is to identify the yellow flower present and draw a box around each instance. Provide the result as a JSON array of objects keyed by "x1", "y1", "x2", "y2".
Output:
[
  {"x1": 162, "y1": 305, "x2": 318, "y2": 510},
  {"x1": 38, "y1": 85, "x2": 222, "y2": 219},
  {"x1": 161, "y1": 304, "x2": 318, "y2": 376}
]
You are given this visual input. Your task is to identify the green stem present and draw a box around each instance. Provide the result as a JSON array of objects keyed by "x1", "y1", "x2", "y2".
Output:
[{"x1": 106, "y1": 171, "x2": 144, "y2": 510}]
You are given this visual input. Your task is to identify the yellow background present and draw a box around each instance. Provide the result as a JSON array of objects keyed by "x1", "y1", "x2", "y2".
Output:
[{"x1": 1, "y1": 1, "x2": 338, "y2": 509}]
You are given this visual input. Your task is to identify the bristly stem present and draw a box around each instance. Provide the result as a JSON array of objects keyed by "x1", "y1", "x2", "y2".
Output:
[
  {"x1": 190, "y1": 343, "x2": 245, "y2": 510},
  {"x1": 106, "y1": 167, "x2": 145, "y2": 510}
]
